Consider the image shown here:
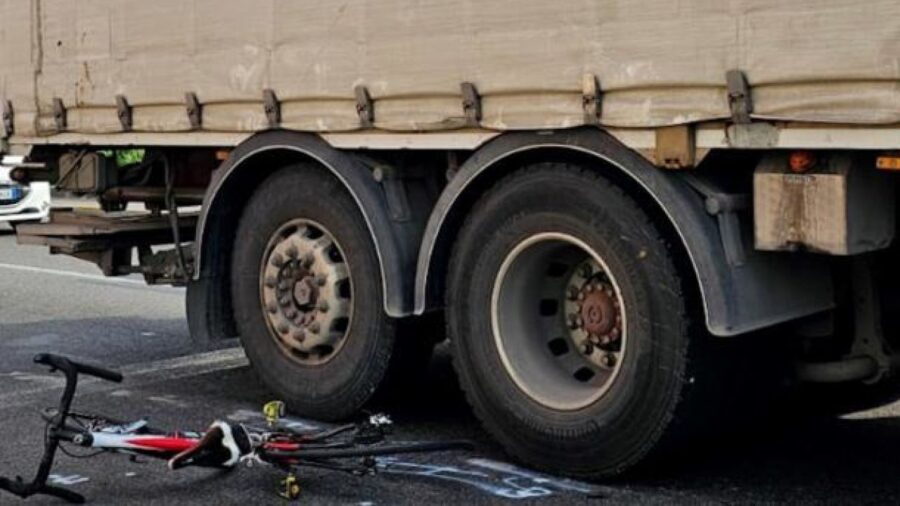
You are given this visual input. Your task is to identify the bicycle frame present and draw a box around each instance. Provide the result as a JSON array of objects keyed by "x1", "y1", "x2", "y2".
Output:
[
  {"x1": 79, "y1": 432, "x2": 202, "y2": 457},
  {"x1": 69, "y1": 424, "x2": 305, "y2": 460}
]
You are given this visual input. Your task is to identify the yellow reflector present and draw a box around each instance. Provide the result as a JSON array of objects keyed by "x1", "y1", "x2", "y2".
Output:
[{"x1": 876, "y1": 156, "x2": 900, "y2": 171}]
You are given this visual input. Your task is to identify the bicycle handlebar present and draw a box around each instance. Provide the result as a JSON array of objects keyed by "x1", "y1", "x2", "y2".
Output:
[
  {"x1": 33, "y1": 353, "x2": 123, "y2": 383},
  {"x1": 0, "y1": 354, "x2": 121, "y2": 503}
]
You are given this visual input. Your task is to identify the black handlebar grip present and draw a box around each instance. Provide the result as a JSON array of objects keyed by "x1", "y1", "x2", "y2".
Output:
[{"x1": 33, "y1": 353, "x2": 123, "y2": 383}]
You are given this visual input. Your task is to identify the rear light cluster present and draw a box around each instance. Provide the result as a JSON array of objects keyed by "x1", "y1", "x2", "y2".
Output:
[{"x1": 788, "y1": 151, "x2": 817, "y2": 174}]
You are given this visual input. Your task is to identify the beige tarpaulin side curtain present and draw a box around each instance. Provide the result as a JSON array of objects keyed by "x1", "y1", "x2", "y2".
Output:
[{"x1": 1, "y1": 0, "x2": 898, "y2": 138}]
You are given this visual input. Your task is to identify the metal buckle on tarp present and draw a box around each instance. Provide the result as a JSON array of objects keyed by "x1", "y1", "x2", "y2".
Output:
[
  {"x1": 263, "y1": 89, "x2": 281, "y2": 128},
  {"x1": 355, "y1": 85, "x2": 374, "y2": 128},
  {"x1": 116, "y1": 95, "x2": 133, "y2": 132},
  {"x1": 53, "y1": 98, "x2": 67, "y2": 131},
  {"x1": 582, "y1": 74, "x2": 602, "y2": 125},
  {"x1": 726, "y1": 69, "x2": 752, "y2": 125},
  {"x1": 460, "y1": 82, "x2": 482, "y2": 127},
  {"x1": 185, "y1": 92, "x2": 202, "y2": 130},
  {"x1": 1, "y1": 100, "x2": 13, "y2": 138}
]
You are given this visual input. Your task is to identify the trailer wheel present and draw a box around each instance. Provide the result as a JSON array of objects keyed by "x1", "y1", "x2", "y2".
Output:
[
  {"x1": 231, "y1": 164, "x2": 396, "y2": 420},
  {"x1": 447, "y1": 163, "x2": 698, "y2": 478}
]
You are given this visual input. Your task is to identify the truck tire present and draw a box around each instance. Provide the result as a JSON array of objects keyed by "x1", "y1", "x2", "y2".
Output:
[
  {"x1": 231, "y1": 164, "x2": 396, "y2": 420},
  {"x1": 447, "y1": 163, "x2": 701, "y2": 478}
]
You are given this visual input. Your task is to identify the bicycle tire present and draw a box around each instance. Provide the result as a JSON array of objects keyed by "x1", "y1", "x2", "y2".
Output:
[{"x1": 262, "y1": 440, "x2": 473, "y2": 460}]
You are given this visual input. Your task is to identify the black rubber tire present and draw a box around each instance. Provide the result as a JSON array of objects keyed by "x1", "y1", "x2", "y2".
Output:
[
  {"x1": 375, "y1": 313, "x2": 441, "y2": 399},
  {"x1": 447, "y1": 163, "x2": 701, "y2": 479},
  {"x1": 231, "y1": 164, "x2": 396, "y2": 420}
]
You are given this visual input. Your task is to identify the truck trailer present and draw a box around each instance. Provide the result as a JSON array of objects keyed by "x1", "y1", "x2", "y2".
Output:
[{"x1": 2, "y1": 0, "x2": 899, "y2": 477}]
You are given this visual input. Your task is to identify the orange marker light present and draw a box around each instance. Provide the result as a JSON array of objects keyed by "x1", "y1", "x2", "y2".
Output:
[
  {"x1": 876, "y1": 156, "x2": 900, "y2": 171},
  {"x1": 215, "y1": 149, "x2": 231, "y2": 161},
  {"x1": 789, "y1": 151, "x2": 817, "y2": 174}
]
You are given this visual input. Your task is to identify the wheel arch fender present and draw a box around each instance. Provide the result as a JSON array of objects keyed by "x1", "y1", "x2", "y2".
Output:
[
  {"x1": 191, "y1": 131, "x2": 412, "y2": 342},
  {"x1": 415, "y1": 128, "x2": 834, "y2": 336}
]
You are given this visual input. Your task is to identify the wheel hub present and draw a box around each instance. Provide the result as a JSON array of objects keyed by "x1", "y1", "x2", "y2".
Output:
[
  {"x1": 579, "y1": 286, "x2": 617, "y2": 337},
  {"x1": 292, "y1": 276, "x2": 316, "y2": 308},
  {"x1": 565, "y1": 260, "x2": 624, "y2": 369},
  {"x1": 260, "y1": 220, "x2": 352, "y2": 364}
]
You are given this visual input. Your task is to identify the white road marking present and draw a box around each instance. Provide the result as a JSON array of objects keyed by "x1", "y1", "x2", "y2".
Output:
[
  {"x1": 148, "y1": 395, "x2": 189, "y2": 408},
  {"x1": 49, "y1": 474, "x2": 90, "y2": 486},
  {"x1": 842, "y1": 400, "x2": 900, "y2": 420},
  {"x1": 0, "y1": 262, "x2": 145, "y2": 286},
  {"x1": 0, "y1": 348, "x2": 248, "y2": 409}
]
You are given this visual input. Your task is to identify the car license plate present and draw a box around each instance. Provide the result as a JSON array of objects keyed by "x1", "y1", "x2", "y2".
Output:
[{"x1": 0, "y1": 187, "x2": 21, "y2": 200}]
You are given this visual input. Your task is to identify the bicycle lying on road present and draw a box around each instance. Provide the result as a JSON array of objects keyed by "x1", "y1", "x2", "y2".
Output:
[{"x1": 0, "y1": 353, "x2": 473, "y2": 503}]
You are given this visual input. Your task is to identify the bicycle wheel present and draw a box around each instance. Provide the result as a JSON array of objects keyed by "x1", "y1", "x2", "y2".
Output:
[{"x1": 262, "y1": 440, "x2": 473, "y2": 460}]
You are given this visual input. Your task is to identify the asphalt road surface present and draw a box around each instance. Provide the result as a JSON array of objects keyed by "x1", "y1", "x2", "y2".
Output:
[{"x1": 2, "y1": 224, "x2": 900, "y2": 505}]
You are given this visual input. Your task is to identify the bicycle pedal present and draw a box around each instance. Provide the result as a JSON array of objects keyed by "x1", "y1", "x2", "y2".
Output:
[{"x1": 278, "y1": 473, "x2": 301, "y2": 501}]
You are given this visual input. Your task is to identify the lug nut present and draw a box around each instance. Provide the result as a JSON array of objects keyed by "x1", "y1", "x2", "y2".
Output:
[
  {"x1": 303, "y1": 254, "x2": 315, "y2": 268},
  {"x1": 266, "y1": 301, "x2": 279, "y2": 314},
  {"x1": 279, "y1": 296, "x2": 291, "y2": 307},
  {"x1": 577, "y1": 292, "x2": 586, "y2": 301},
  {"x1": 293, "y1": 330, "x2": 306, "y2": 342},
  {"x1": 318, "y1": 301, "x2": 329, "y2": 312},
  {"x1": 286, "y1": 245, "x2": 298, "y2": 258},
  {"x1": 277, "y1": 322, "x2": 290, "y2": 334},
  {"x1": 264, "y1": 277, "x2": 277, "y2": 288},
  {"x1": 600, "y1": 353, "x2": 617, "y2": 368},
  {"x1": 270, "y1": 253, "x2": 284, "y2": 267},
  {"x1": 309, "y1": 322, "x2": 321, "y2": 334},
  {"x1": 567, "y1": 286, "x2": 580, "y2": 300},
  {"x1": 586, "y1": 284, "x2": 594, "y2": 293},
  {"x1": 582, "y1": 342, "x2": 594, "y2": 355},
  {"x1": 316, "y1": 275, "x2": 327, "y2": 286},
  {"x1": 285, "y1": 309, "x2": 297, "y2": 319}
]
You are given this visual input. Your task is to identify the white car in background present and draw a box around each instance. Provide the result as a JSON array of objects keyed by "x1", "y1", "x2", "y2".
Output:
[{"x1": 0, "y1": 156, "x2": 51, "y2": 230}]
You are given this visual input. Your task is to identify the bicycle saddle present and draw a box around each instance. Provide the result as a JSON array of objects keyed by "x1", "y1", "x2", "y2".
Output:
[{"x1": 168, "y1": 421, "x2": 252, "y2": 470}]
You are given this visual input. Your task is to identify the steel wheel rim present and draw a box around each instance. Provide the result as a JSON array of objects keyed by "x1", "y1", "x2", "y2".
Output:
[
  {"x1": 259, "y1": 219, "x2": 353, "y2": 365},
  {"x1": 491, "y1": 232, "x2": 627, "y2": 411}
]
